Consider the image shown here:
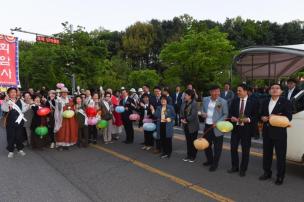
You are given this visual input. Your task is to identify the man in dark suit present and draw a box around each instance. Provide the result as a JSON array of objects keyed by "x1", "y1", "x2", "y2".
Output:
[
  {"x1": 284, "y1": 78, "x2": 303, "y2": 113},
  {"x1": 119, "y1": 89, "x2": 136, "y2": 144},
  {"x1": 141, "y1": 84, "x2": 153, "y2": 101},
  {"x1": 171, "y1": 86, "x2": 183, "y2": 126},
  {"x1": 220, "y1": 83, "x2": 234, "y2": 107},
  {"x1": 150, "y1": 86, "x2": 161, "y2": 108},
  {"x1": 259, "y1": 83, "x2": 292, "y2": 185},
  {"x1": 228, "y1": 84, "x2": 258, "y2": 177},
  {"x1": 150, "y1": 86, "x2": 162, "y2": 153},
  {"x1": 162, "y1": 87, "x2": 173, "y2": 105},
  {"x1": 284, "y1": 78, "x2": 300, "y2": 101}
]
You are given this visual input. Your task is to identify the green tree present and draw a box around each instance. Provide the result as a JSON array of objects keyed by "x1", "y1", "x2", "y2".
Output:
[
  {"x1": 122, "y1": 22, "x2": 156, "y2": 69},
  {"x1": 19, "y1": 42, "x2": 67, "y2": 90},
  {"x1": 127, "y1": 69, "x2": 160, "y2": 88},
  {"x1": 160, "y1": 28, "x2": 235, "y2": 91}
]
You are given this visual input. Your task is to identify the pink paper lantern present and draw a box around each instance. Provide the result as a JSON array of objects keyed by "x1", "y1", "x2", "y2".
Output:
[
  {"x1": 129, "y1": 113, "x2": 140, "y2": 121},
  {"x1": 143, "y1": 118, "x2": 153, "y2": 123},
  {"x1": 87, "y1": 117, "x2": 98, "y2": 125}
]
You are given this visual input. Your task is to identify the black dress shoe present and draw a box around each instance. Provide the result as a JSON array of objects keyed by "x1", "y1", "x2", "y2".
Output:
[
  {"x1": 209, "y1": 165, "x2": 217, "y2": 172},
  {"x1": 227, "y1": 168, "x2": 239, "y2": 173},
  {"x1": 275, "y1": 177, "x2": 284, "y2": 185},
  {"x1": 203, "y1": 161, "x2": 212, "y2": 166},
  {"x1": 259, "y1": 173, "x2": 272, "y2": 181},
  {"x1": 239, "y1": 171, "x2": 246, "y2": 177}
]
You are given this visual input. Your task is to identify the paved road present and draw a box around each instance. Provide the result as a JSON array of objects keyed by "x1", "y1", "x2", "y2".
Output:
[{"x1": 0, "y1": 127, "x2": 304, "y2": 202}]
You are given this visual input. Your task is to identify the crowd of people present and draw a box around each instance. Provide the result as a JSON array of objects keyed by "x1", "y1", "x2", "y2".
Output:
[{"x1": 0, "y1": 78, "x2": 301, "y2": 186}]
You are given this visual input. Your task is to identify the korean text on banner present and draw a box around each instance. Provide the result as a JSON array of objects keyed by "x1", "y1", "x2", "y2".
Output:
[{"x1": 0, "y1": 34, "x2": 19, "y2": 87}]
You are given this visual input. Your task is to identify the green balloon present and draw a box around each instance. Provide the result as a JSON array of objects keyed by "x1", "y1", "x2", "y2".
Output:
[
  {"x1": 97, "y1": 120, "x2": 108, "y2": 129},
  {"x1": 35, "y1": 126, "x2": 48, "y2": 137},
  {"x1": 216, "y1": 121, "x2": 233, "y2": 133}
]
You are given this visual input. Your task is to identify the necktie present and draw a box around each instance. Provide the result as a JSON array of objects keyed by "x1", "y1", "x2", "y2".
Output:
[{"x1": 240, "y1": 99, "x2": 245, "y2": 116}]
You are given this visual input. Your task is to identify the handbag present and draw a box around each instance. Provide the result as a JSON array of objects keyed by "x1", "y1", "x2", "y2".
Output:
[{"x1": 0, "y1": 112, "x2": 9, "y2": 128}]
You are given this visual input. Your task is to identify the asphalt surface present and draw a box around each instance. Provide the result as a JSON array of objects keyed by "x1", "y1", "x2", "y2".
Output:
[{"x1": 0, "y1": 126, "x2": 304, "y2": 202}]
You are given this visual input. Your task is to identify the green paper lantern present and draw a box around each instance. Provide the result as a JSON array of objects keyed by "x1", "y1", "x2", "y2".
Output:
[
  {"x1": 35, "y1": 126, "x2": 48, "y2": 138},
  {"x1": 216, "y1": 121, "x2": 233, "y2": 133},
  {"x1": 63, "y1": 110, "x2": 75, "y2": 118},
  {"x1": 97, "y1": 120, "x2": 108, "y2": 129}
]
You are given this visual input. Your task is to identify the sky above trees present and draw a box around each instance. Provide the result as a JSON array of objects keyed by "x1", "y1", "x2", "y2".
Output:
[{"x1": 2, "y1": 0, "x2": 304, "y2": 41}]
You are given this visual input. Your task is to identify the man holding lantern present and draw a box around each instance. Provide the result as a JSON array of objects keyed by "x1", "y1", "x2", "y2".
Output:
[
  {"x1": 228, "y1": 84, "x2": 258, "y2": 177},
  {"x1": 259, "y1": 83, "x2": 292, "y2": 185},
  {"x1": 200, "y1": 85, "x2": 229, "y2": 171}
]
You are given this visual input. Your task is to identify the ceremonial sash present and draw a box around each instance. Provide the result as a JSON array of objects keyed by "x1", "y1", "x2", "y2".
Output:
[
  {"x1": 77, "y1": 108, "x2": 88, "y2": 125},
  {"x1": 8, "y1": 100, "x2": 27, "y2": 124}
]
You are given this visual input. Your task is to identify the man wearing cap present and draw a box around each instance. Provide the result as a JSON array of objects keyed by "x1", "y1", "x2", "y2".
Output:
[
  {"x1": 84, "y1": 90, "x2": 94, "y2": 107},
  {"x1": 138, "y1": 88, "x2": 144, "y2": 98},
  {"x1": 130, "y1": 88, "x2": 139, "y2": 106}
]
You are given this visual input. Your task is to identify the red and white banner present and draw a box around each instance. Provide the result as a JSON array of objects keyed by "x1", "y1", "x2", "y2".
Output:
[{"x1": 0, "y1": 34, "x2": 20, "y2": 87}]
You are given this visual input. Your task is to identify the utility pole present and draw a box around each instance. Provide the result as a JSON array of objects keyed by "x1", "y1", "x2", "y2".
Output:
[
  {"x1": 10, "y1": 27, "x2": 59, "y2": 38},
  {"x1": 72, "y1": 73, "x2": 76, "y2": 95}
]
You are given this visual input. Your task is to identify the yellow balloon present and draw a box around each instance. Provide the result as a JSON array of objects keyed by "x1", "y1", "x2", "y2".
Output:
[
  {"x1": 216, "y1": 121, "x2": 234, "y2": 133},
  {"x1": 269, "y1": 115, "x2": 290, "y2": 128},
  {"x1": 194, "y1": 138, "x2": 209, "y2": 151}
]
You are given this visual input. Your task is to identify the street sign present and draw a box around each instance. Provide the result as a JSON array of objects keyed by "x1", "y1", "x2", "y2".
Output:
[{"x1": 36, "y1": 35, "x2": 60, "y2": 45}]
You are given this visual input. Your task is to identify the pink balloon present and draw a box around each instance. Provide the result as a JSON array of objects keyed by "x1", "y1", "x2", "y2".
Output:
[
  {"x1": 129, "y1": 113, "x2": 140, "y2": 121},
  {"x1": 143, "y1": 118, "x2": 153, "y2": 123},
  {"x1": 56, "y1": 83, "x2": 65, "y2": 89},
  {"x1": 87, "y1": 117, "x2": 98, "y2": 125}
]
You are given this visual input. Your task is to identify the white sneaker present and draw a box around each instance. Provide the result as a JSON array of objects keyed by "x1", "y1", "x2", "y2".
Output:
[
  {"x1": 50, "y1": 142, "x2": 55, "y2": 149},
  {"x1": 8, "y1": 152, "x2": 14, "y2": 158},
  {"x1": 18, "y1": 150, "x2": 26, "y2": 156},
  {"x1": 141, "y1": 146, "x2": 147, "y2": 150}
]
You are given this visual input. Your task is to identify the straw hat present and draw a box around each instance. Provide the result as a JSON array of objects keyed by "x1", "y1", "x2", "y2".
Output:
[{"x1": 60, "y1": 87, "x2": 69, "y2": 93}]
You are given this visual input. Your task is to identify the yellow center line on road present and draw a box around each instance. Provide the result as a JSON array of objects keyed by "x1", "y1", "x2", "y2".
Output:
[{"x1": 91, "y1": 144, "x2": 235, "y2": 202}]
